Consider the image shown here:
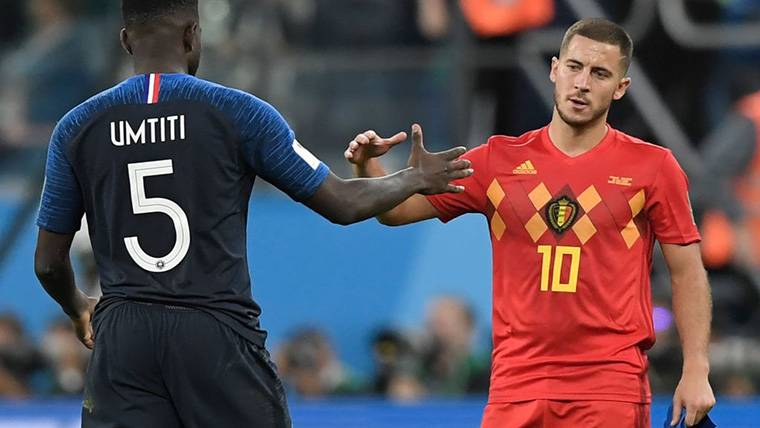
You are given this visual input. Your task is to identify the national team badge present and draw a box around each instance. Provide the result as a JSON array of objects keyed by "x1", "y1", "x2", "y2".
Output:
[{"x1": 546, "y1": 196, "x2": 578, "y2": 233}]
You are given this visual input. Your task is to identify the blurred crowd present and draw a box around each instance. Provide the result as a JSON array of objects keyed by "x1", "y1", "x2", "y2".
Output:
[
  {"x1": 274, "y1": 296, "x2": 490, "y2": 401},
  {"x1": 0, "y1": 313, "x2": 90, "y2": 398},
  {"x1": 2, "y1": 0, "x2": 760, "y2": 400}
]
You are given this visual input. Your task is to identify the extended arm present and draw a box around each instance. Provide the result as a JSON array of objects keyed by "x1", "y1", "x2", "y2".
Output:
[
  {"x1": 34, "y1": 229, "x2": 97, "y2": 349},
  {"x1": 343, "y1": 125, "x2": 462, "y2": 226},
  {"x1": 308, "y1": 124, "x2": 471, "y2": 225},
  {"x1": 661, "y1": 242, "x2": 715, "y2": 426},
  {"x1": 350, "y1": 158, "x2": 440, "y2": 226},
  {"x1": 306, "y1": 168, "x2": 440, "y2": 225}
]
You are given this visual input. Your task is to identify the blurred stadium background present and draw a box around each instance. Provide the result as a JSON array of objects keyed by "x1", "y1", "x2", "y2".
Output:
[{"x1": 1, "y1": 0, "x2": 760, "y2": 426}]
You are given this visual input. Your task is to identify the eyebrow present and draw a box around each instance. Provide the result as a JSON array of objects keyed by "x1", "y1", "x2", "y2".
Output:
[
  {"x1": 565, "y1": 58, "x2": 613, "y2": 75},
  {"x1": 591, "y1": 66, "x2": 612, "y2": 76}
]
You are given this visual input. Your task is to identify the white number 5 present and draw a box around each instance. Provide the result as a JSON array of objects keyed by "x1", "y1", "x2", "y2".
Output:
[{"x1": 124, "y1": 160, "x2": 190, "y2": 272}]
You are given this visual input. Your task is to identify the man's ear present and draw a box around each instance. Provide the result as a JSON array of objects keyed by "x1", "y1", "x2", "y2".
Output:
[
  {"x1": 613, "y1": 77, "x2": 632, "y2": 100},
  {"x1": 183, "y1": 22, "x2": 200, "y2": 53},
  {"x1": 549, "y1": 56, "x2": 559, "y2": 83},
  {"x1": 120, "y1": 28, "x2": 133, "y2": 55}
]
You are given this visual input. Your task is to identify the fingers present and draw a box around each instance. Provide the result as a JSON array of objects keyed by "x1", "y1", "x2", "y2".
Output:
[
  {"x1": 671, "y1": 399, "x2": 682, "y2": 426},
  {"x1": 344, "y1": 143, "x2": 356, "y2": 160},
  {"x1": 448, "y1": 168, "x2": 474, "y2": 180},
  {"x1": 344, "y1": 139, "x2": 361, "y2": 160},
  {"x1": 686, "y1": 405, "x2": 712, "y2": 427},
  {"x1": 439, "y1": 146, "x2": 467, "y2": 161},
  {"x1": 82, "y1": 326, "x2": 95, "y2": 350},
  {"x1": 355, "y1": 132, "x2": 372, "y2": 145},
  {"x1": 411, "y1": 123, "x2": 424, "y2": 151},
  {"x1": 74, "y1": 318, "x2": 95, "y2": 350},
  {"x1": 448, "y1": 159, "x2": 472, "y2": 170},
  {"x1": 355, "y1": 130, "x2": 407, "y2": 146},
  {"x1": 345, "y1": 135, "x2": 368, "y2": 162},
  {"x1": 346, "y1": 130, "x2": 408, "y2": 160},
  {"x1": 385, "y1": 131, "x2": 408, "y2": 146},
  {"x1": 446, "y1": 184, "x2": 465, "y2": 193},
  {"x1": 684, "y1": 407, "x2": 698, "y2": 427}
]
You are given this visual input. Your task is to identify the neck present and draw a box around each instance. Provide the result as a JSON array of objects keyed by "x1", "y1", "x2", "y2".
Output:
[
  {"x1": 130, "y1": 36, "x2": 190, "y2": 75},
  {"x1": 547, "y1": 109, "x2": 609, "y2": 157},
  {"x1": 133, "y1": 57, "x2": 188, "y2": 76}
]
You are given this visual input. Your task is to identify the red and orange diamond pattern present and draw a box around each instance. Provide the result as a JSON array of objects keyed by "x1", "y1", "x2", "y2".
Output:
[{"x1": 486, "y1": 179, "x2": 646, "y2": 249}]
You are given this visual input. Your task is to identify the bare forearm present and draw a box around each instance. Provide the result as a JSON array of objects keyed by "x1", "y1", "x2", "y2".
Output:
[
  {"x1": 354, "y1": 159, "x2": 421, "y2": 225},
  {"x1": 353, "y1": 157, "x2": 388, "y2": 179},
  {"x1": 307, "y1": 167, "x2": 426, "y2": 225},
  {"x1": 671, "y1": 268, "x2": 712, "y2": 372},
  {"x1": 340, "y1": 167, "x2": 425, "y2": 223},
  {"x1": 34, "y1": 252, "x2": 86, "y2": 317}
]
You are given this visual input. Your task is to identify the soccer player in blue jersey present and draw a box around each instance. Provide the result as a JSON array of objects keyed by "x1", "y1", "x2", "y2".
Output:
[{"x1": 32, "y1": 1, "x2": 473, "y2": 426}]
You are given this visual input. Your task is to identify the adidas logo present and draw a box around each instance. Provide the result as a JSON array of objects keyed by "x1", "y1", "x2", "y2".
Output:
[{"x1": 513, "y1": 160, "x2": 538, "y2": 175}]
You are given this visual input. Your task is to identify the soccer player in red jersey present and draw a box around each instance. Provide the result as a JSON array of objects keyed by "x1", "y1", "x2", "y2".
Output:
[{"x1": 345, "y1": 19, "x2": 715, "y2": 428}]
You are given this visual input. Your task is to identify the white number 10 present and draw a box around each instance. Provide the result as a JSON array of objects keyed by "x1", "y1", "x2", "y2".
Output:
[{"x1": 124, "y1": 160, "x2": 190, "y2": 272}]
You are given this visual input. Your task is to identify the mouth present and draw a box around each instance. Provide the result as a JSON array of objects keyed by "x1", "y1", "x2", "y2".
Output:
[{"x1": 568, "y1": 97, "x2": 589, "y2": 109}]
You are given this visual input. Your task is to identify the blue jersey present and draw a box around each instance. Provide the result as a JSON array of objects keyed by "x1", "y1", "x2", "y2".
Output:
[{"x1": 37, "y1": 73, "x2": 329, "y2": 346}]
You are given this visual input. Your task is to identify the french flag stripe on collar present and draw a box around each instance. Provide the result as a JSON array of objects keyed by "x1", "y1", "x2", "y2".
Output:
[{"x1": 147, "y1": 73, "x2": 161, "y2": 104}]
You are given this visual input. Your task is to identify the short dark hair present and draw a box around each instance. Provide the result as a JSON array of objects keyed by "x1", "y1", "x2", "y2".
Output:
[
  {"x1": 122, "y1": 0, "x2": 198, "y2": 27},
  {"x1": 559, "y1": 18, "x2": 633, "y2": 73}
]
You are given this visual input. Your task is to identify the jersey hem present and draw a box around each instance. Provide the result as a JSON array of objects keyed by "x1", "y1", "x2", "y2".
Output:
[
  {"x1": 295, "y1": 163, "x2": 330, "y2": 202},
  {"x1": 657, "y1": 235, "x2": 701, "y2": 245},
  {"x1": 36, "y1": 219, "x2": 80, "y2": 235},
  {"x1": 425, "y1": 195, "x2": 455, "y2": 223}
]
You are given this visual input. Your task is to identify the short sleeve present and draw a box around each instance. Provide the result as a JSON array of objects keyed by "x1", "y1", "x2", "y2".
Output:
[
  {"x1": 645, "y1": 151, "x2": 701, "y2": 244},
  {"x1": 426, "y1": 144, "x2": 489, "y2": 223},
  {"x1": 238, "y1": 98, "x2": 329, "y2": 201},
  {"x1": 36, "y1": 119, "x2": 85, "y2": 234}
]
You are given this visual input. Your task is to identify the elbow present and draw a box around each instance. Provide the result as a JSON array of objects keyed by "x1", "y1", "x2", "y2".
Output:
[
  {"x1": 34, "y1": 260, "x2": 58, "y2": 282},
  {"x1": 325, "y1": 205, "x2": 362, "y2": 226},
  {"x1": 325, "y1": 197, "x2": 374, "y2": 226},
  {"x1": 328, "y1": 215, "x2": 355, "y2": 226},
  {"x1": 377, "y1": 216, "x2": 404, "y2": 227},
  {"x1": 330, "y1": 211, "x2": 403, "y2": 227},
  {"x1": 34, "y1": 255, "x2": 65, "y2": 283}
]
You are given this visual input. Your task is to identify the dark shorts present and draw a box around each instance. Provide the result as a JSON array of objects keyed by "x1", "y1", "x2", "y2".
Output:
[{"x1": 82, "y1": 301, "x2": 290, "y2": 428}]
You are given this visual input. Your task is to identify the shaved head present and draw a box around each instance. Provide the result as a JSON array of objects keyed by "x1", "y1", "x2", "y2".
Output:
[{"x1": 122, "y1": 0, "x2": 198, "y2": 28}]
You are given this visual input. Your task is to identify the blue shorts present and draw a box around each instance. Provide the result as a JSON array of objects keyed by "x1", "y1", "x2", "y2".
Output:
[{"x1": 82, "y1": 300, "x2": 290, "y2": 428}]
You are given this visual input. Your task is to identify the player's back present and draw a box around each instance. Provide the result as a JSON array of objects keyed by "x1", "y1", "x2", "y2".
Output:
[{"x1": 38, "y1": 73, "x2": 329, "y2": 346}]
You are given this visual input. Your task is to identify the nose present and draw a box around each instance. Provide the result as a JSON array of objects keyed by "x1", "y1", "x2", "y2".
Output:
[{"x1": 574, "y1": 69, "x2": 591, "y2": 92}]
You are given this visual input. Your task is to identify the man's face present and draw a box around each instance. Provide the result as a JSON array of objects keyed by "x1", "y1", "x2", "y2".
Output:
[{"x1": 550, "y1": 35, "x2": 631, "y2": 128}]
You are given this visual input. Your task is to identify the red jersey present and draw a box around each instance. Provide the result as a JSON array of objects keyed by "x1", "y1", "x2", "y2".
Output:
[{"x1": 427, "y1": 125, "x2": 700, "y2": 404}]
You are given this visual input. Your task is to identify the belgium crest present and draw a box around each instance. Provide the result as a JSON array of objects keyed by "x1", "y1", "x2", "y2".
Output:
[{"x1": 546, "y1": 196, "x2": 578, "y2": 233}]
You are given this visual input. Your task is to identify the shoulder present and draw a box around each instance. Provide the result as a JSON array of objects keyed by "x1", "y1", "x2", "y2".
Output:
[
  {"x1": 166, "y1": 76, "x2": 273, "y2": 112},
  {"x1": 611, "y1": 129, "x2": 689, "y2": 186},
  {"x1": 166, "y1": 76, "x2": 285, "y2": 133},
  {"x1": 486, "y1": 128, "x2": 542, "y2": 148},
  {"x1": 53, "y1": 78, "x2": 143, "y2": 145},
  {"x1": 613, "y1": 128, "x2": 670, "y2": 160},
  {"x1": 473, "y1": 128, "x2": 543, "y2": 164},
  {"x1": 610, "y1": 128, "x2": 670, "y2": 156}
]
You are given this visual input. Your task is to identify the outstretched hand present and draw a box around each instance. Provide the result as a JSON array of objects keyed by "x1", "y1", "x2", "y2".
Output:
[
  {"x1": 407, "y1": 124, "x2": 472, "y2": 195},
  {"x1": 343, "y1": 124, "x2": 472, "y2": 195},
  {"x1": 344, "y1": 130, "x2": 408, "y2": 165}
]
